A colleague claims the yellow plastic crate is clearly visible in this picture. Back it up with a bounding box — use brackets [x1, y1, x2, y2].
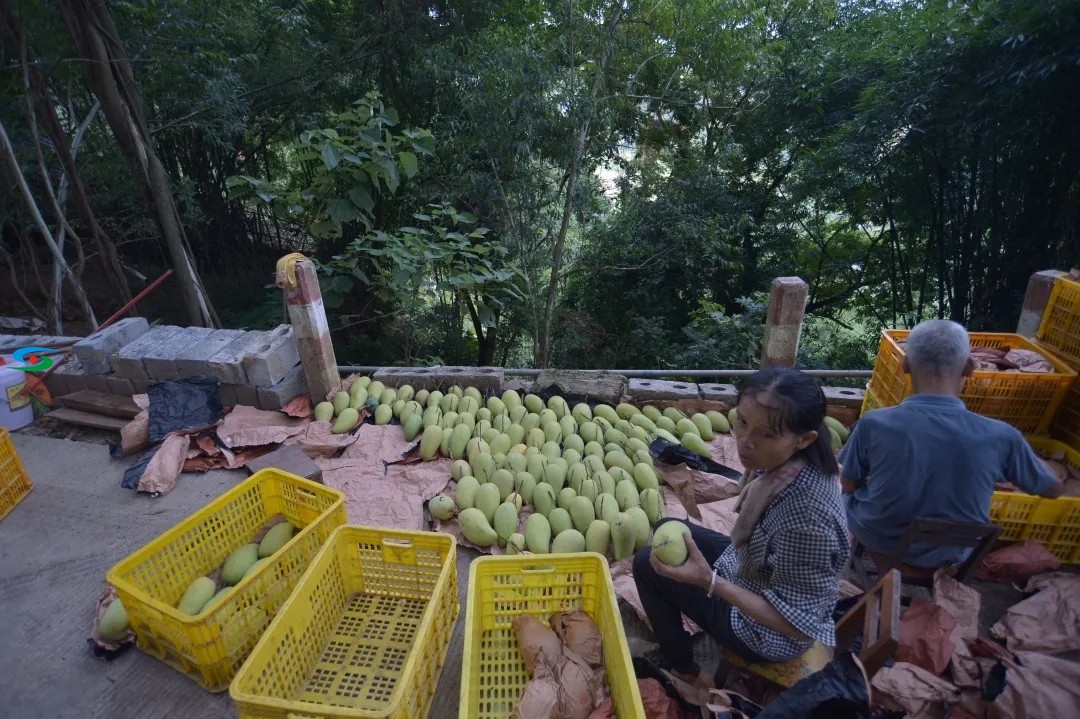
[867, 330, 1076, 434]
[230, 525, 458, 719]
[1050, 379, 1080, 449]
[987, 437, 1080, 563]
[0, 428, 32, 521]
[461, 553, 645, 719]
[107, 469, 346, 691]
[859, 385, 883, 416]
[1036, 275, 1080, 366]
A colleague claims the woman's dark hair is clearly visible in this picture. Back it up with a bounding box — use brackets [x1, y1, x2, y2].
[737, 366, 839, 475]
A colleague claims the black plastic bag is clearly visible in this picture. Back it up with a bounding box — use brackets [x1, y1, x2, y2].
[120, 377, 224, 491]
[148, 377, 223, 443]
[756, 652, 870, 719]
[650, 437, 743, 481]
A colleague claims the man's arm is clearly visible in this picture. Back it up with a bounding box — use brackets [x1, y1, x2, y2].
[1006, 434, 1064, 498]
[838, 420, 870, 494]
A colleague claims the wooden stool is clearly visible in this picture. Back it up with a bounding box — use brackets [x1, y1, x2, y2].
[851, 517, 1001, 593]
[721, 569, 901, 689]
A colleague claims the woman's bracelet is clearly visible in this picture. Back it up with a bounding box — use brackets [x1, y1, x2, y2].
[705, 568, 719, 598]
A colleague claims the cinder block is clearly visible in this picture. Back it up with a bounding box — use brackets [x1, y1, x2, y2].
[111, 326, 184, 380]
[699, 383, 738, 403]
[131, 379, 152, 395]
[142, 327, 216, 379]
[174, 329, 247, 378]
[107, 375, 135, 396]
[823, 386, 865, 409]
[204, 331, 265, 385]
[242, 325, 300, 387]
[233, 383, 261, 408]
[83, 372, 111, 394]
[501, 378, 534, 394]
[257, 363, 309, 410]
[534, 370, 626, 405]
[73, 317, 149, 375]
[219, 384, 240, 407]
[628, 378, 700, 402]
[48, 359, 86, 396]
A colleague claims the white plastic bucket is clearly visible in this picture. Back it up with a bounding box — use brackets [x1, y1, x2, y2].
[0, 357, 35, 430]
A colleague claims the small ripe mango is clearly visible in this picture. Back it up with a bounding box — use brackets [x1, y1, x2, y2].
[332, 408, 359, 434]
[585, 520, 611, 556]
[533, 484, 556, 517]
[552, 529, 586, 554]
[525, 513, 551, 553]
[548, 508, 573, 536]
[258, 522, 294, 558]
[494, 502, 520, 548]
[681, 433, 712, 459]
[333, 391, 350, 415]
[419, 425, 443, 459]
[374, 404, 393, 425]
[474, 483, 501, 523]
[177, 576, 217, 615]
[314, 402, 335, 422]
[222, 543, 260, 586]
[429, 494, 456, 520]
[611, 513, 636, 561]
[99, 598, 130, 640]
[626, 507, 651, 551]
[459, 508, 498, 547]
[691, 414, 714, 440]
[455, 476, 480, 510]
[403, 414, 424, 441]
[506, 533, 527, 554]
[651, 522, 692, 566]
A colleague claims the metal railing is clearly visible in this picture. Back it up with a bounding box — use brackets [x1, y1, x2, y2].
[338, 365, 872, 380]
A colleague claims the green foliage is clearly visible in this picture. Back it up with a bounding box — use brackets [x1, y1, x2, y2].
[227, 94, 433, 239]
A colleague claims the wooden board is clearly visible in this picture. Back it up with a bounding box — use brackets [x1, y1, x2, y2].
[46, 407, 129, 431]
[58, 390, 140, 419]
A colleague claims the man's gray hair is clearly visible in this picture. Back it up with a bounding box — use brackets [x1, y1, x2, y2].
[906, 320, 971, 376]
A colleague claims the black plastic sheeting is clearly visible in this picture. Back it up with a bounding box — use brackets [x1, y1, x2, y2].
[120, 378, 224, 491]
[649, 437, 743, 481]
[756, 652, 871, 719]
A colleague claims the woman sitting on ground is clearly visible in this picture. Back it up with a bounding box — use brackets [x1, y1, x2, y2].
[633, 366, 850, 687]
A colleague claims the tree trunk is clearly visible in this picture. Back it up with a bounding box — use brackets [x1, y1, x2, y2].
[0, 117, 98, 330]
[55, 0, 216, 327]
[535, 3, 626, 368]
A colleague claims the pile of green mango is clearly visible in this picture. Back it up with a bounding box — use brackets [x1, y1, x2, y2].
[173, 521, 295, 616]
[313, 377, 423, 434]
[415, 390, 739, 560]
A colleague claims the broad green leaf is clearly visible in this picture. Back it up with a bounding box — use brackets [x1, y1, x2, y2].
[321, 145, 341, 169]
[326, 199, 360, 222]
[398, 151, 419, 178]
[349, 185, 374, 212]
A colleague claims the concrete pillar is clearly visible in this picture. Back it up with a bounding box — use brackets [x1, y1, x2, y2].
[277, 258, 339, 402]
[761, 277, 808, 369]
[1016, 270, 1064, 338]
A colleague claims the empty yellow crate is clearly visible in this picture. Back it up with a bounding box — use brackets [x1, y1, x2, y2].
[867, 330, 1076, 434]
[859, 385, 883, 416]
[461, 553, 645, 718]
[987, 437, 1080, 563]
[230, 525, 458, 719]
[1036, 275, 1080, 366]
[107, 469, 346, 691]
[0, 428, 32, 521]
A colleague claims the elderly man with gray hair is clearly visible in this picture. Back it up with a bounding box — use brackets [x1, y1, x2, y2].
[840, 319, 1063, 570]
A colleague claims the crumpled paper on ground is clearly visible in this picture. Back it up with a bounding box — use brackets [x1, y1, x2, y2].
[872, 662, 960, 718]
[991, 572, 1080, 654]
[975, 539, 1060, 581]
[318, 425, 450, 529]
[986, 650, 1080, 719]
[284, 420, 362, 458]
[896, 596, 958, 676]
[137, 433, 191, 494]
[280, 394, 313, 418]
[116, 393, 151, 456]
[217, 405, 308, 448]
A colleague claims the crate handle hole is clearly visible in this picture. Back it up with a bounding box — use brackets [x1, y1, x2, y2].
[520, 565, 556, 574]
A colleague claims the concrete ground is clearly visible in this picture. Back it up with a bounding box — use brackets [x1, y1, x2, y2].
[0, 433, 473, 719]
[0, 433, 1066, 718]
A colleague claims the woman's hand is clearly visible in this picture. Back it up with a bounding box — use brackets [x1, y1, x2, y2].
[649, 533, 714, 590]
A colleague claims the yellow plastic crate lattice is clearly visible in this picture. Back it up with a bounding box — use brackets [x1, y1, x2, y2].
[230, 525, 458, 719]
[460, 553, 646, 719]
[107, 469, 346, 691]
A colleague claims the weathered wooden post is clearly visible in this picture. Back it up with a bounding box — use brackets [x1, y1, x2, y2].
[761, 276, 808, 368]
[276, 255, 339, 402]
